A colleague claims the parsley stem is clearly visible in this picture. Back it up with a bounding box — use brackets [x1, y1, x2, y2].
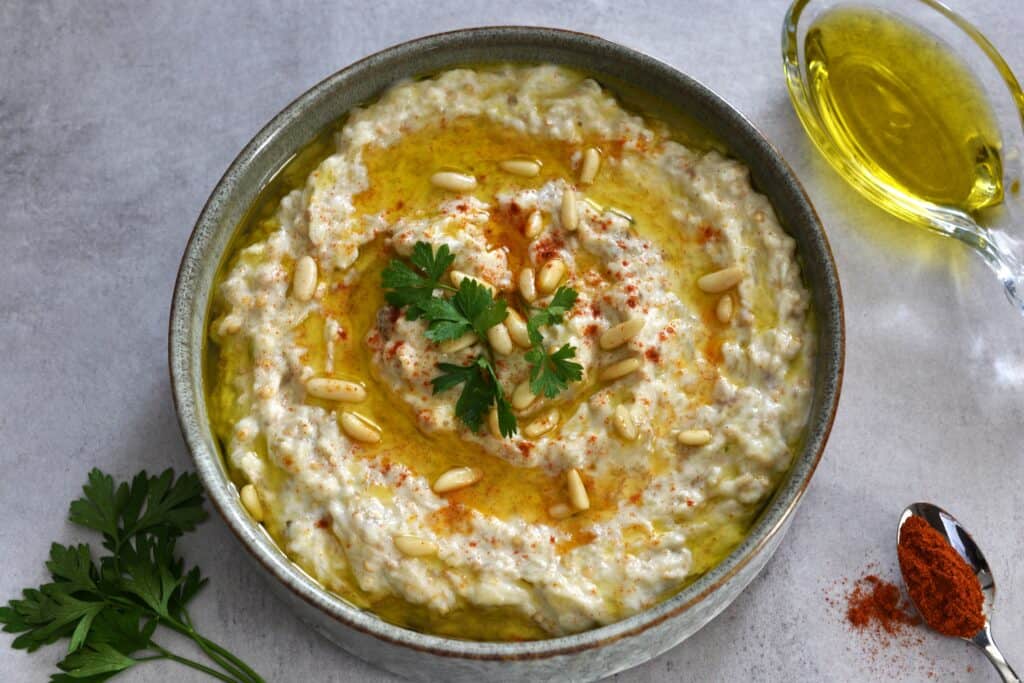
[151, 642, 239, 683]
[161, 616, 265, 683]
[191, 631, 265, 683]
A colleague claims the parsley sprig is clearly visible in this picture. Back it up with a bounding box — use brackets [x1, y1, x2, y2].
[0, 469, 264, 683]
[421, 277, 515, 437]
[382, 242, 584, 438]
[432, 356, 517, 437]
[524, 287, 584, 398]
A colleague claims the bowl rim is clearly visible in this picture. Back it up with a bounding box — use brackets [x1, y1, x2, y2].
[170, 25, 844, 661]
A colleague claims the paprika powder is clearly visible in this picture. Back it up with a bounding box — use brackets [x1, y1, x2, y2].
[845, 574, 920, 633]
[897, 516, 986, 638]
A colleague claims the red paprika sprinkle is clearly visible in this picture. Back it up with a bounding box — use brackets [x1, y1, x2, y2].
[897, 516, 986, 638]
[845, 574, 920, 633]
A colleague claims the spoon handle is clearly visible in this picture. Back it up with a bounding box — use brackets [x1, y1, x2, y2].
[973, 229, 1024, 315]
[973, 627, 1020, 683]
[941, 213, 1024, 314]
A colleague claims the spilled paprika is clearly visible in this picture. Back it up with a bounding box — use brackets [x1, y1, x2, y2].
[897, 516, 986, 638]
[845, 574, 920, 632]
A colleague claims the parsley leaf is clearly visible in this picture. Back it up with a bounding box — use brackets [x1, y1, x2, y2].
[411, 241, 455, 283]
[416, 278, 509, 343]
[381, 243, 455, 318]
[431, 356, 517, 437]
[525, 287, 584, 399]
[46, 544, 99, 595]
[0, 469, 264, 683]
[526, 286, 578, 345]
[454, 279, 508, 337]
[68, 469, 206, 555]
[418, 297, 471, 343]
[430, 361, 479, 395]
[527, 343, 585, 399]
[1, 584, 104, 653]
[56, 642, 136, 679]
[546, 286, 579, 318]
[483, 361, 518, 439]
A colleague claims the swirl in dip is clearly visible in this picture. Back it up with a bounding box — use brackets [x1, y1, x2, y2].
[207, 65, 814, 640]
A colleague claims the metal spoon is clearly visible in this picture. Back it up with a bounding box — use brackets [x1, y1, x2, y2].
[898, 503, 1020, 682]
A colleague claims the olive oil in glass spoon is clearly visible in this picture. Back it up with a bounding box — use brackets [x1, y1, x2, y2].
[785, 2, 1024, 312]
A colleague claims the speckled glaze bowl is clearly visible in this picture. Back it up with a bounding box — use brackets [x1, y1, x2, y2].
[170, 27, 843, 683]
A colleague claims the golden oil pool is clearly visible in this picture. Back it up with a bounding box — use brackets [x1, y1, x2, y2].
[804, 5, 1003, 213]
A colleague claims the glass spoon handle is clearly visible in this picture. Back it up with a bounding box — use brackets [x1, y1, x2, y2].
[973, 626, 1021, 683]
[941, 213, 1024, 314]
[976, 232, 1024, 314]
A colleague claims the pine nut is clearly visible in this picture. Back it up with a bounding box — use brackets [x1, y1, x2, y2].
[600, 356, 642, 382]
[525, 210, 544, 238]
[518, 268, 537, 303]
[697, 266, 744, 293]
[678, 429, 712, 446]
[239, 484, 264, 522]
[613, 405, 639, 441]
[716, 295, 734, 323]
[393, 535, 437, 557]
[511, 381, 538, 411]
[524, 409, 559, 438]
[560, 189, 579, 231]
[505, 309, 531, 348]
[488, 407, 502, 438]
[537, 258, 567, 294]
[439, 332, 477, 354]
[449, 269, 496, 295]
[567, 468, 590, 511]
[433, 467, 482, 494]
[292, 256, 317, 301]
[306, 378, 366, 402]
[431, 171, 477, 192]
[487, 324, 514, 355]
[499, 159, 541, 177]
[548, 503, 574, 520]
[340, 411, 382, 444]
[579, 147, 601, 185]
[599, 318, 645, 350]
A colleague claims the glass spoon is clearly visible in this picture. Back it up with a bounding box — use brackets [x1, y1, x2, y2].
[898, 503, 1020, 682]
[783, 0, 1024, 314]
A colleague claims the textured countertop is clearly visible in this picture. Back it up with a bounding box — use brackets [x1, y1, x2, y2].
[3, 1, 1023, 681]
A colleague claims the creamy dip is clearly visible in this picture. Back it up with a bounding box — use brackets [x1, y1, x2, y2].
[208, 65, 814, 640]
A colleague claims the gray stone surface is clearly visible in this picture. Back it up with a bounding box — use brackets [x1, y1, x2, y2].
[1, 1, 1022, 681]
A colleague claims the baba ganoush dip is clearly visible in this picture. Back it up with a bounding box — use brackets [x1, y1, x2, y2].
[207, 65, 814, 640]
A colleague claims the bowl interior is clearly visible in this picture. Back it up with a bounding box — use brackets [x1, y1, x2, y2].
[171, 26, 843, 658]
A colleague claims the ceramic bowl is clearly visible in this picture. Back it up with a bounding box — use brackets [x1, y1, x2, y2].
[170, 26, 844, 683]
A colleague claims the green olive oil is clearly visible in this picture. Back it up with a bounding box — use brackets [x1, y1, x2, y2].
[804, 6, 1003, 213]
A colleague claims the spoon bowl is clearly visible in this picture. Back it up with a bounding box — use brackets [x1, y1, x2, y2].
[899, 503, 1020, 682]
